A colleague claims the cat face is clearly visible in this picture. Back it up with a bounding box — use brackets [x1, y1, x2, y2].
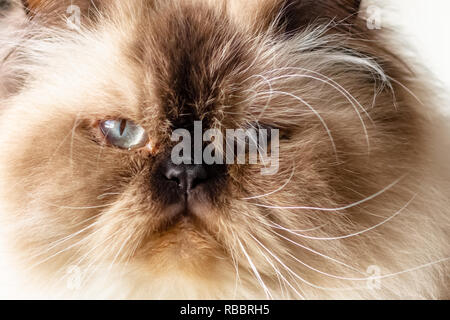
[0, 0, 421, 298]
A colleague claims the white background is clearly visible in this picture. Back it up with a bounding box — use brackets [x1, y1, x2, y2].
[368, 0, 450, 91]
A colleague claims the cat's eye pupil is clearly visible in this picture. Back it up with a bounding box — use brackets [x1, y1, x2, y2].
[99, 119, 149, 150]
[119, 119, 127, 136]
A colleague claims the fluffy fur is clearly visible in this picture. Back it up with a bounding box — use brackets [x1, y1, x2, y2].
[0, 0, 448, 299]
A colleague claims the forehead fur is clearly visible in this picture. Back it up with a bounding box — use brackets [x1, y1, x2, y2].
[12, 0, 374, 129]
[136, 1, 254, 131]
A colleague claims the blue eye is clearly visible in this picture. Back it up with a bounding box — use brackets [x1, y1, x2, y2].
[99, 119, 149, 150]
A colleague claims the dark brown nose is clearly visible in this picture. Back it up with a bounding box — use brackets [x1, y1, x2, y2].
[163, 162, 209, 193]
[153, 151, 227, 208]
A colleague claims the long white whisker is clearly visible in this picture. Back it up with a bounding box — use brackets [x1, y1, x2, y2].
[246, 174, 406, 211]
[259, 66, 375, 120]
[271, 90, 338, 159]
[271, 194, 417, 240]
[388, 76, 425, 106]
[287, 251, 450, 282]
[276, 224, 328, 233]
[29, 196, 117, 210]
[250, 75, 274, 121]
[107, 233, 133, 271]
[236, 237, 273, 299]
[26, 221, 116, 271]
[267, 72, 372, 153]
[249, 234, 305, 299]
[241, 164, 296, 200]
[28, 216, 102, 260]
[69, 114, 80, 173]
[80, 230, 127, 283]
[249, 233, 368, 292]
[270, 229, 364, 274]
[97, 192, 121, 200]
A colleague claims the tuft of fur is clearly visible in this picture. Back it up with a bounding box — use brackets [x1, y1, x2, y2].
[0, 0, 448, 299]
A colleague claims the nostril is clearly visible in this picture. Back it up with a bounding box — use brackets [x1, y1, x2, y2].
[186, 165, 208, 190]
[164, 166, 185, 189]
[163, 162, 212, 193]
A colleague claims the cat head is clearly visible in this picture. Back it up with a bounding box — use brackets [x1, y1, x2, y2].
[0, 0, 420, 298]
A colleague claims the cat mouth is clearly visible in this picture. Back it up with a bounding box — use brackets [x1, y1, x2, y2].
[157, 191, 215, 233]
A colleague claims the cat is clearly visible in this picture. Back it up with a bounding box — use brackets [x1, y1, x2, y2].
[0, 0, 448, 299]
